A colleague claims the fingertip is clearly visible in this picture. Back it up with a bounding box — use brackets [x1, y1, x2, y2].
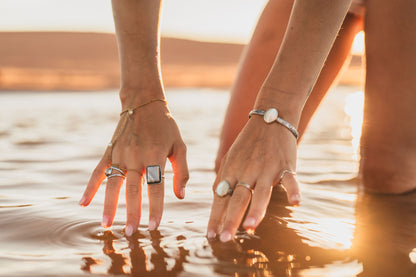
[175, 187, 185, 199]
[242, 217, 257, 230]
[125, 225, 135, 236]
[148, 219, 158, 231]
[219, 231, 233, 242]
[289, 194, 301, 206]
[102, 215, 112, 228]
[78, 195, 89, 207]
[207, 230, 217, 240]
[173, 175, 187, 199]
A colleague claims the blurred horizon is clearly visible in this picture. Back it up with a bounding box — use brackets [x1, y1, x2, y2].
[0, 0, 364, 53]
[0, 0, 364, 91]
[0, 0, 267, 44]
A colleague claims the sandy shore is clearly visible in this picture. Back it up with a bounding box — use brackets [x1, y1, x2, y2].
[0, 32, 363, 91]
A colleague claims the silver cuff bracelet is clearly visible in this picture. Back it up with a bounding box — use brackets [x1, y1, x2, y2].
[249, 108, 299, 139]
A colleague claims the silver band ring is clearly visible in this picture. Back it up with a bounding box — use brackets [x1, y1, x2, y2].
[279, 169, 296, 184]
[106, 173, 126, 179]
[235, 182, 253, 194]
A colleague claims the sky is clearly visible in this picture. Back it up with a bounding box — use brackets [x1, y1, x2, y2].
[0, 0, 364, 51]
[0, 0, 267, 43]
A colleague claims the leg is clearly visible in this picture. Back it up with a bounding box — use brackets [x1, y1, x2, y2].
[359, 0, 416, 193]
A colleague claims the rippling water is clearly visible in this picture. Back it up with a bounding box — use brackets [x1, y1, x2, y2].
[1, 87, 415, 277]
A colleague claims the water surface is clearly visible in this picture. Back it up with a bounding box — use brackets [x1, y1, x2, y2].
[1, 87, 415, 276]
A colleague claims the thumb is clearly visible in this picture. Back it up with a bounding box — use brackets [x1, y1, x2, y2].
[168, 142, 189, 199]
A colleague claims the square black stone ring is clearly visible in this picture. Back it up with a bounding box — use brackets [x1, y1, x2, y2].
[146, 165, 163, 184]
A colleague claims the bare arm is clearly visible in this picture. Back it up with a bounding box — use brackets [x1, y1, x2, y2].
[112, 0, 164, 105]
[257, 0, 352, 120]
[208, 0, 352, 242]
[80, 0, 189, 235]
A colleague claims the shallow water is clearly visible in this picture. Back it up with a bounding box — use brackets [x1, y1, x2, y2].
[0, 87, 415, 277]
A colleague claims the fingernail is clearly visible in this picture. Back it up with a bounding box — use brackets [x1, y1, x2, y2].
[180, 188, 185, 199]
[290, 194, 301, 205]
[243, 217, 256, 228]
[148, 220, 157, 231]
[78, 195, 87, 206]
[102, 216, 110, 228]
[220, 231, 232, 242]
[125, 225, 134, 236]
[207, 230, 216, 239]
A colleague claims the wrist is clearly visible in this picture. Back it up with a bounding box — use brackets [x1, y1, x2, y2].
[119, 85, 166, 110]
[254, 87, 306, 126]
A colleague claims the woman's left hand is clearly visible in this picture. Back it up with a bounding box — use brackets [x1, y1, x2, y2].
[207, 112, 301, 242]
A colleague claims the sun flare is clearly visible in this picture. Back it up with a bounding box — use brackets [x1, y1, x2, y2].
[344, 91, 364, 160]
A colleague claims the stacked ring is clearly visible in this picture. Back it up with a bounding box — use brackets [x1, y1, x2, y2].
[105, 165, 126, 179]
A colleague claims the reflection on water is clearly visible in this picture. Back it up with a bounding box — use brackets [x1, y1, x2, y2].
[0, 87, 415, 276]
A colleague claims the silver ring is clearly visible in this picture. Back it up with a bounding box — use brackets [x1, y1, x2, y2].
[105, 166, 126, 178]
[215, 180, 233, 197]
[235, 182, 253, 194]
[279, 169, 296, 184]
[106, 173, 126, 179]
[146, 165, 163, 184]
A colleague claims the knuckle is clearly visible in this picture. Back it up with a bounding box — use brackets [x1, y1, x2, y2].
[148, 185, 164, 196]
[92, 167, 103, 178]
[126, 182, 140, 195]
[231, 192, 246, 203]
[181, 172, 190, 183]
[255, 185, 272, 195]
[177, 142, 187, 153]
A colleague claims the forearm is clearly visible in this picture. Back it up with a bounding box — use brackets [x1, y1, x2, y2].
[111, 0, 164, 106]
[256, 0, 352, 124]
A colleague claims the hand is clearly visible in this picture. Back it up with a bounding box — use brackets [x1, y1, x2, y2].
[207, 114, 300, 242]
[79, 99, 189, 235]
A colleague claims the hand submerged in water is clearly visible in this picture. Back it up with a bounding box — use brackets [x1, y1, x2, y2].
[207, 109, 301, 242]
[79, 95, 189, 236]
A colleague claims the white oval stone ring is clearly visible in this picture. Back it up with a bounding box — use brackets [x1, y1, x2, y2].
[215, 180, 233, 197]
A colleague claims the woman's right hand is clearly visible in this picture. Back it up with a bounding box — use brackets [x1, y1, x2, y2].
[79, 95, 189, 236]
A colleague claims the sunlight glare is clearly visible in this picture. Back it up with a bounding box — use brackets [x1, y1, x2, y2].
[316, 218, 354, 250]
[409, 248, 416, 264]
[344, 91, 364, 160]
[351, 31, 365, 55]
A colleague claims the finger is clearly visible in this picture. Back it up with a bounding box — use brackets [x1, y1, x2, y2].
[207, 175, 236, 239]
[168, 142, 189, 199]
[280, 173, 301, 206]
[146, 163, 166, 231]
[79, 153, 110, 207]
[242, 181, 273, 231]
[125, 170, 143, 236]
[102, 175, 124, 228]
[219, 184, 252, 242]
